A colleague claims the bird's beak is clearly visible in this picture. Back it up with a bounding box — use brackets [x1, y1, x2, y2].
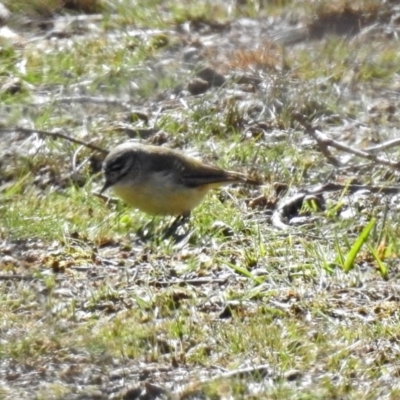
[100, 180, 112, 194]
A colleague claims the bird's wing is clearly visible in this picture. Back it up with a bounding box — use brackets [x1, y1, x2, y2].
[178, 159, 242, 188]
[146, 147, 260, 187]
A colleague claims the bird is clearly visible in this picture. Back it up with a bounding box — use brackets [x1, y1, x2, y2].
[101, 142, 262, 217]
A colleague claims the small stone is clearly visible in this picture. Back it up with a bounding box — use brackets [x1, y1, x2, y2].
[196, 66, 226, 87]
[187, 77, 209, 95]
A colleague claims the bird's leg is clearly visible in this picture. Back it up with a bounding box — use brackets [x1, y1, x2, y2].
[135, 216, 157, 241]
[163, 212, 191, 238]
[173, 212, 191, 226]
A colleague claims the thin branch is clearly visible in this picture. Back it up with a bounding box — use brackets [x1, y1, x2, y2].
[211, 364, 270, 380]
[0, 275, 37, 281]
[364, 138, 400, 153]
[50, 96, 132, 110]
[293, 113, 400, 170]
[175, 364, 271, 400]
[92, 192, 119, 205]
[308, 182, 400, 195]
[149, 277, 228, 287]
[0, 127, 108, 155]
[293, 113, 341, 167]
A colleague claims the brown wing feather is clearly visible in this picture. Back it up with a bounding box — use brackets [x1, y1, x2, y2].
[144, 145, 261, 187]
[176, 153, 260, 187]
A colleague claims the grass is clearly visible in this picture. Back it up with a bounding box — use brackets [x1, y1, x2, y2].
[1, 0, 400, 398]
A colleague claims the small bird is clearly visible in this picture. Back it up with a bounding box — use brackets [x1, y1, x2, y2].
[101, 142, 261, 217]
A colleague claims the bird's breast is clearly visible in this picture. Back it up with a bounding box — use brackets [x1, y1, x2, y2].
[112, 172, 211, 215]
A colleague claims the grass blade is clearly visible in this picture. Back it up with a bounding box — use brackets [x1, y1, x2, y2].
[343, 218, 376, 272]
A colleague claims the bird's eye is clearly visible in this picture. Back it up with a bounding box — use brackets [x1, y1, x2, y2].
[106, 160, 123, 173]
[105, 154, 135, 177]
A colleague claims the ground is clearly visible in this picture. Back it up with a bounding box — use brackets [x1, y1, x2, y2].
[1, 0, 400, 399]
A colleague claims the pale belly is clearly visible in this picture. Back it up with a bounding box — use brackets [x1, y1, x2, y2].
[112, 180, 211, 216]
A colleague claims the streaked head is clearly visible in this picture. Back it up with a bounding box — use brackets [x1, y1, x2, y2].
[101, 143, 141, 194]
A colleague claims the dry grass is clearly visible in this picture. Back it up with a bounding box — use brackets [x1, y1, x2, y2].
[227, 42, 284, 72]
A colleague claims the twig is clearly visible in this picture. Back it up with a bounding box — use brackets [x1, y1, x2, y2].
[150, 278, 228, 287]
[0, 275, 37, 281]
[49, 96, 132, 111]
[210, 364, 270, 380]
[293, 113, 400, 170]
[307, 182, 400, 195]
[176, 364, 271, 399]
[179, 364, 270, 397]
[0, 127, 108, 155]
[92, 192, 119, 205]
[364, 138, 400, 153]
[293, 113, 341, 167]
